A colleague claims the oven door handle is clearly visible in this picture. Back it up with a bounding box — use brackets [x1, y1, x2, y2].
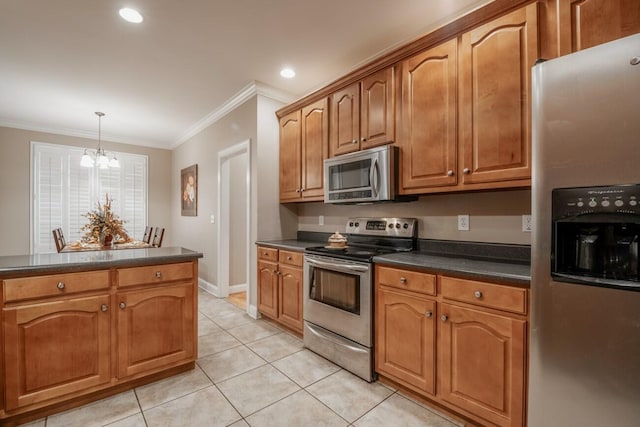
[306, 257, 369, 273]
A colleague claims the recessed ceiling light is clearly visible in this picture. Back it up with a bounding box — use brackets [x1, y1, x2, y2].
[280, 68, 295, 79]
[119, 8, 143, 24]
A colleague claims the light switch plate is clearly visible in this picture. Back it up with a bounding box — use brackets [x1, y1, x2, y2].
[458, 215, 469, 231]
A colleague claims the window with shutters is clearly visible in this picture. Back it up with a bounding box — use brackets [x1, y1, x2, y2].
[31, 142, 148, 254]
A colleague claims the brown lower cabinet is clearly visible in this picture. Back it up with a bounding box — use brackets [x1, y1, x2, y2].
[375, 265, 528, 427]
[257, 246, 303, 334]
[1, 260, 198, 424]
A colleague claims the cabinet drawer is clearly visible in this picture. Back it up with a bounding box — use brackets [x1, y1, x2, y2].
[4, 270, 110, 303]
[258, 247, 278, 262]
[377, 266, 436, 296]
[279, 250, 303, 267]
[441, 276, 527, 315]
[117, 262, 193, 288]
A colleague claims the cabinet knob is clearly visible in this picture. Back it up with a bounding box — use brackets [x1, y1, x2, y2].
[474, 290, 483, 299]
[463, 168, 470, 174]
[352, 139, 358, 144]
[155, 271, 162, 278]
[631, 57, 640, 66]
[399, 277, 407, 284]
[57, 282, 65, 290]
[441, 314, 448, 322]
[119, 302, 126, 309]
[361, 137, 367, 142]
[287, 256, 292, 260]
[447, 170, 454, 176]
[296, 189, 301, 193]
[425, 310, 432, 318]
[101, 304, 108, 312]
[301, 188, 305, 192]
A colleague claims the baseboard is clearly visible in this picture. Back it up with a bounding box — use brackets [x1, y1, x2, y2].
[198, 277, 220, 297]
[229, 283, 247, 294]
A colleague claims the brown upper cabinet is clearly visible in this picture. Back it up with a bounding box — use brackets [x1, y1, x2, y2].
[459, 4, 538, 186]
[279, 98, 328, 202]
[541, 0, 640, 58]
[330, 67, 395, 157]
[399, 39, 458, 192]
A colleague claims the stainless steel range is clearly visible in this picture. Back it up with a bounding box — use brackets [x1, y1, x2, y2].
[303, 217, 417, 381]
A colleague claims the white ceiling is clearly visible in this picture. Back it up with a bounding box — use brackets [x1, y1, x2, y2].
[0, 0, 491, 149]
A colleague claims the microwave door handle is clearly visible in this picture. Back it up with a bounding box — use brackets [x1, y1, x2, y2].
[370, 158, 379, 197]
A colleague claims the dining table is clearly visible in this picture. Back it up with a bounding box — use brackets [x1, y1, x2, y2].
[60, 240, 151, 253]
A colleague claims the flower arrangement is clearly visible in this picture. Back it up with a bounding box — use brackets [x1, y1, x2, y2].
[81, 194, 131, 245]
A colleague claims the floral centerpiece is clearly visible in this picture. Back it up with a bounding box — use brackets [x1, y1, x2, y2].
[81, 194, 131, 245]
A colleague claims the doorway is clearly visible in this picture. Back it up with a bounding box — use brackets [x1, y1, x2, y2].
[217, 140, 251, 312]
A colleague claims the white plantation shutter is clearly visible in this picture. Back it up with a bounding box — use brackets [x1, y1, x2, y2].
[32, 142, 147, 254]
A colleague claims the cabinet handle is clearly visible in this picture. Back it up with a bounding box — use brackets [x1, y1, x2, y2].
[57, 282, 65, 290]
[447, 170, 454, 176]
[101, 304, 108, 312]
[399, 277, 407, 284]
[361, 137, 367, 142]
[155, 271, 162, 278]
[119, 302, 126, 309]
[425, 310, 432, 318]
[474, 290, 483, 299]
[463, 168, 470, 174]
[441, 314, 448, 322]
[352, 139, 358, 144]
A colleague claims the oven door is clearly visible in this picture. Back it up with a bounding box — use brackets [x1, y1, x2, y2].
[303, 254, 372, 346]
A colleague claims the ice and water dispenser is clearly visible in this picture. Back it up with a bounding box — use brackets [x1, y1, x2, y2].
[552, 184, 640, 290]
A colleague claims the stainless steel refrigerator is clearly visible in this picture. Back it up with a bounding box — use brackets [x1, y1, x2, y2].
[530, 34, 640, 426]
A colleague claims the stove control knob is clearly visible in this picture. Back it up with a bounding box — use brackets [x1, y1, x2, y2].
[395, 223, 401, 229]
[349, 222, 354, 227]
[403, 223, 409, 229]
[354, 222, 359, 227]
[388, 224, 393, 228]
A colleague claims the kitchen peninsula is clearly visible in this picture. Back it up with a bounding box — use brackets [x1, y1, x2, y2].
[0, 247, 202, 426]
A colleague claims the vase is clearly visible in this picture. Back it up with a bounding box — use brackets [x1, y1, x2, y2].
[102, 233, 113, 247]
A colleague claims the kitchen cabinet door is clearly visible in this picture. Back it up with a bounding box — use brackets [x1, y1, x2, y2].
[361, 67, 395, 150]
[375, 287, 436, 395]
[279, 110, 302, 201]
[400, 39, 457, 192]
[117, 283, 195, 378]
[555, 0, 640, 56]
[330, 83, 360, 156]
[257, 259, 279, 319]
[460, 4, 537, 185]
[439, 303, 526, 427]
[301, 98, 328, 200]
[278, 264, 303, 332]
[3, 295, 111, 410]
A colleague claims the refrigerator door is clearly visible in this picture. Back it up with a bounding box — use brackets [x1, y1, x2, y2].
[530, 34, 640, 426]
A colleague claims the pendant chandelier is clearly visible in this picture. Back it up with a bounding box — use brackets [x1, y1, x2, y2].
[80, 112, 120, 169]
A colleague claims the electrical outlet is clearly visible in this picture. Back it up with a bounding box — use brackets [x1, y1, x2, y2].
[458, 215, 470, 231]
[522, 214, 532, 232]
[319, 215, 324, 226]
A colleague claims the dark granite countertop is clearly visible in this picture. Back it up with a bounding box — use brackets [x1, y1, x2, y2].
[373, 251, 530, 286]
[255, 239, 322, 251]
[0, 247, 203, 277]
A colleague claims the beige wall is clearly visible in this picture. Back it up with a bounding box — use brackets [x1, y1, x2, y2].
[0, 126, 171, 256]
[298, 189, 532, 245]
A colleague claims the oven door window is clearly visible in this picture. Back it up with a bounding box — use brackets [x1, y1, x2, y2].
[309, 267, 360, 314]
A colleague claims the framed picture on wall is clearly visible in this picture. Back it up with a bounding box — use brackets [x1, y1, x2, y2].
[181, 164, 197, 216]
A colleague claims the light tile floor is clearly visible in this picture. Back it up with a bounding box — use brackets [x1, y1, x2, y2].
[19, 290, 463, 427]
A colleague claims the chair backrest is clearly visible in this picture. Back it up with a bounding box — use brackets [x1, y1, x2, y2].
[142, 226, 153, 244]
[152, 227, 165, 248]
[52, 228, 65, 252]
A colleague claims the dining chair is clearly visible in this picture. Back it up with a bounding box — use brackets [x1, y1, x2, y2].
[142, 226, 153, 244]
[52, 228, 66, 252]
[151, 227, 165, 248]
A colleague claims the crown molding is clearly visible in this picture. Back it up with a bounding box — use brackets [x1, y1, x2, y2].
[172, 81, 294, 149]
[0, 118, 168, 150]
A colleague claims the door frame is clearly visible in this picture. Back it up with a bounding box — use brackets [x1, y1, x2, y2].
[217, 139, 251, 305]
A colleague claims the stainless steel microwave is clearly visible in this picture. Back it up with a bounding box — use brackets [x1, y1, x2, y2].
[324, 145, 413, 204]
